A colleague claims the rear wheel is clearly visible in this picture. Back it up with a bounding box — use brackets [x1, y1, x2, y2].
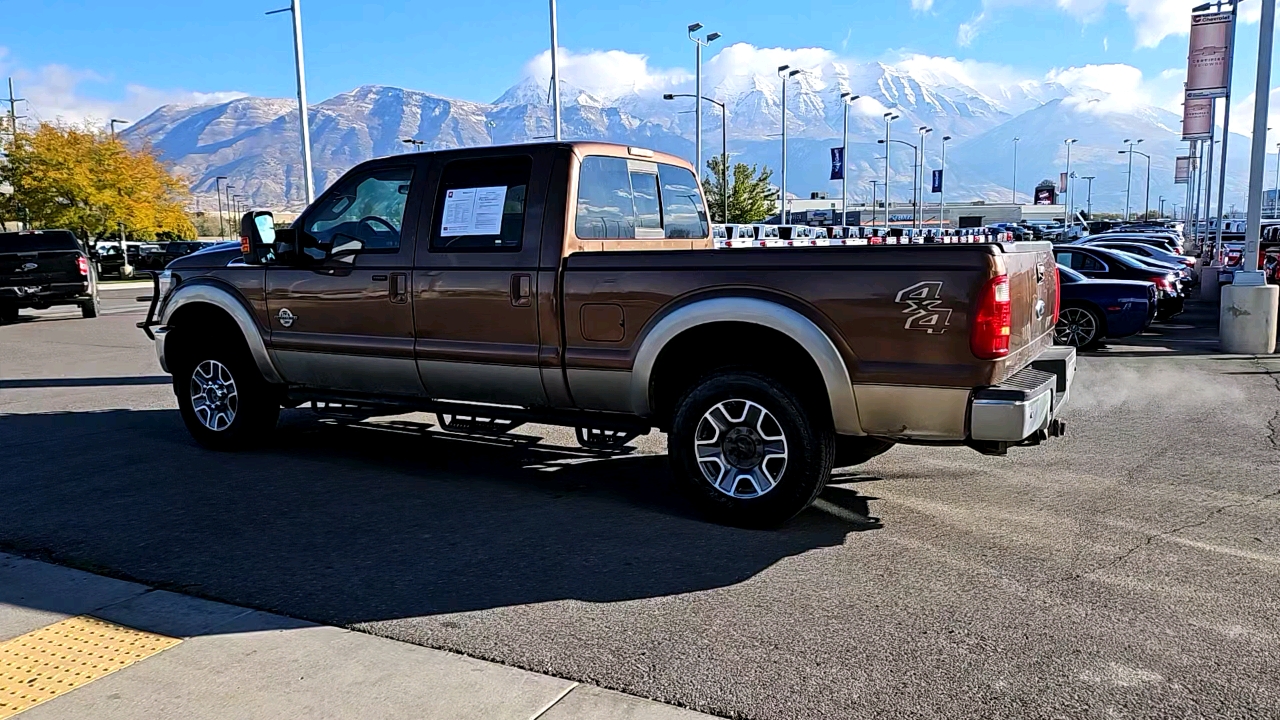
[669, 371, 833, 528]
[173, 337, 279, 451]
[80, 287, 100, 318]
[1055, 306, 1103, 349]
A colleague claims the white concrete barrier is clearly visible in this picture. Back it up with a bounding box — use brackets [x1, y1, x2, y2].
[1200, 265, 1224, 302]
[1220, 283, 1279, 354]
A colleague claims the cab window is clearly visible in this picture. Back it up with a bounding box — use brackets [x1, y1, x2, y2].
[658, 164, 708, 238]
[303, 167, 413, 255]
[575, 155, 708, 240]
[430, 155, 531, 251]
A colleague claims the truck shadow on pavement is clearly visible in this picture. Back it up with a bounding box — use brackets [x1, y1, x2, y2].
[0, 408, 873, 628]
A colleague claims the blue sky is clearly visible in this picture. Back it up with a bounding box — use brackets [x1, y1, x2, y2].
[1, 0, 1275, 135]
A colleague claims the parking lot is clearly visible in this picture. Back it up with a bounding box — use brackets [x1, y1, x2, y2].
[1, 286, 1278, 719]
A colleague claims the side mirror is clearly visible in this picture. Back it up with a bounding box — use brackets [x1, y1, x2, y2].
[240, 211, 277, 265]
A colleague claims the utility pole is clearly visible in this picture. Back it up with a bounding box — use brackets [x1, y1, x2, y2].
[4, 78, 25, 139]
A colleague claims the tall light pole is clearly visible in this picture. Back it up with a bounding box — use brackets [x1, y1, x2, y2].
[687, 24, 720, 184]
[840, 93, 860, 226]
[665, 93, 727, 222]
[884, 112, 898, 225]
[1273, 141, 1280, 218]
[1011, 136, 1020, 203]
[1159, 195, 1166, 219]
[869, 180, 880, 226]
[547, 0, 562, 140]
[939, 134, 952, 229]
[224, 184, 236, 230]
[214, 176, 228, 240]
[1120, 146, 1151, 220]
[266, 1, 315, 205]
[1208, 0, 1241, 258]
[918, 126, 932, 229]
[777, 66, 802, 224]
[878, 138, 916, 228]
[1121, 138, 1143, 220]
[1081, 175, 1095, 217]
[109, 118, 129, 139]
[1063, 138, 1077, 226]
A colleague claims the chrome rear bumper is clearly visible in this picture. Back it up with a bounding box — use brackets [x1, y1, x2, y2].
[969, 347, 1075, 443]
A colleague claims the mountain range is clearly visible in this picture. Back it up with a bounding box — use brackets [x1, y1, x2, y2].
[121, 58, 1250, 216]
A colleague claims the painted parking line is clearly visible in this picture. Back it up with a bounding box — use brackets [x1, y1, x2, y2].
[0, 616, 179, 718]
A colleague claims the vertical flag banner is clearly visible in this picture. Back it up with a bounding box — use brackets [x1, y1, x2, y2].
[1058, 172, 1068, 193]
[829, 147, 845, 181]
[1186, 11, 1233, 99]
[1175, 156, 1192, 183]
[931, 169, 943, 193]
[1182, 97, 1215, 139]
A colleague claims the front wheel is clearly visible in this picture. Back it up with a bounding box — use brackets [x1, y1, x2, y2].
[669, 371, 834, 528]
[174, 341, 279, 451]
[1055, 306, 1103, 349]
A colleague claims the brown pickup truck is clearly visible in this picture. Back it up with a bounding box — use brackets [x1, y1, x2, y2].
[141, 141, 1074, 527]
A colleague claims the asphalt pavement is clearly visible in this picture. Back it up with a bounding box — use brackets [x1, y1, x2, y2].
[1, 288, 1277, 719]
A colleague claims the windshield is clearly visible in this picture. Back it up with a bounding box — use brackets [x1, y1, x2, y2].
[0, 231, 81, 253]
[1095, 247, 1155, 270]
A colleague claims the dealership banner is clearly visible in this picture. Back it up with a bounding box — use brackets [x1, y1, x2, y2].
[829, 147, 845, 180]
[1058, 172, 1068, 193]
[1186, 11, 1233, 99]
[931, 169, 943, 193]
[1182, 97, 1214, 140]
[1175, 156, 1193, 184]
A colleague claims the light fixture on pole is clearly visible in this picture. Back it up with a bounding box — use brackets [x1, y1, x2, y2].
[1011, 136, 1020, 203]
[664, 92, 728, 222]
[687, 23, 720, 184]
[918, 126, 932, 229]
[777, 66, 803, 224]
[1120, 138, 1143, 220]
[267, 0, 316, 204]
[884, 112, 898, 225]
[109, 118, 129, 139]
[840, 93, 860, 226]
[401, 138, 426, 153]
[878, 137, 916, 229]
[939, 135, 952, 228]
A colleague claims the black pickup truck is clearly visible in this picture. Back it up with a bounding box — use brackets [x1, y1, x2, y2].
[0, 230, 101, 322]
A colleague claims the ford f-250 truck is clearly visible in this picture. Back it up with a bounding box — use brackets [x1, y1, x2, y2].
[140, 142, 1074, 527]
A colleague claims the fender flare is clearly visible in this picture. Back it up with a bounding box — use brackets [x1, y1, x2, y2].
[159, 281, 283, 384]
[629, 296, 862, 435]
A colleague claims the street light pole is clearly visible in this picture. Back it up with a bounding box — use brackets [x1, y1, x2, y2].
[214, 176, 228, 240]
[940, 135, 951, 229]
[840, 93, 860, 226]
[918, 126, 932, 230]
[777, 66, 801, 224]
[1063, 138, 1077, 226]
[1081, 175, 1095, 217]
[1011, 136, 1019, 203]
[663, 93, 727, 222]
[884, 113, 898, 226]
[1159, 196, 1166, 218]
[687, 24, 721, 185]
[1212, 0, 1241, 256]
[1121, 138, 1142, 220]
[267, 1, 316, 205]
[1273, 141, 1280, 218]
[109, 118, 129, 139]
[869, 180, 880, 226]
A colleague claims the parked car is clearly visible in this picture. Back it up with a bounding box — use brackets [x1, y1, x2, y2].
[1078, 232, 1184, 255]
[1054, 265, 1156, 349]
[140, 140, 1074, 528]
[0, 230, 101, 322]
[1085, 240, 1195, 270]
[1054, 244, 1184, 319]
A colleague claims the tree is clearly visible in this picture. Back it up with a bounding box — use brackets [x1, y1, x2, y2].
[703, 156, 778, 224]
[0, 123, 195, 240]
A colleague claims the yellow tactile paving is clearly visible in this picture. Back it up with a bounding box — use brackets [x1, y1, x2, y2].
[0, 615, 181, 718]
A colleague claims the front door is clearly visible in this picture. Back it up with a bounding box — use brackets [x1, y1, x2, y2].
[266, 160, 425, 396]
[412, 151, 549, 407]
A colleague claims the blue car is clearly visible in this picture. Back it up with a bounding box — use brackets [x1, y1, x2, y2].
[1054, 265, 1157, 349]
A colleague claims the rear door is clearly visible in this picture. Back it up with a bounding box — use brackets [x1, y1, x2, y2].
[411, 149, 551, 407]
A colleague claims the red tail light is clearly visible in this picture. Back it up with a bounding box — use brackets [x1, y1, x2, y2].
[76, 256, 89, 276]
[1148, 275, 1173, 292]
[971, 274, 1012, 360]
[1052, 265, 1061, 324]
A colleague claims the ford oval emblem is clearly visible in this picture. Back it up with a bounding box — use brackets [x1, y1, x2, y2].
[20, 262, 38, 272]
[1035, 299, 1046, 320]
[276, 308, 296, 328]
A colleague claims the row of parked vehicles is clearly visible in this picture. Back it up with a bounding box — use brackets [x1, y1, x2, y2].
[712, 224, 1016, 248]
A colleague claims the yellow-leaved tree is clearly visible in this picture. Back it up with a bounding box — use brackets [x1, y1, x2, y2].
[0, 123, 195, 240]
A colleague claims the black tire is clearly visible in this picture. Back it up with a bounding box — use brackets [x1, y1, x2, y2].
[0, 305, 18, 323]
[669, 370, 834, 528]
[173, 335, 279, 451]
[1054, 305, 1104, 349]
[80, 288, 100, 319]
[833, 436, 895, 468]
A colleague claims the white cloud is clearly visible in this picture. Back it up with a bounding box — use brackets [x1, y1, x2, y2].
[957, 12, 986, 46]
[0, 48, 245, 129]
[522, 48, 689, 101]
[911, 0, 935, 11]
[1229, 87, 1280, 144]
[963, 0, 1257, 51]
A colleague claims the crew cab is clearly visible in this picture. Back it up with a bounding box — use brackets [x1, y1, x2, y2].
[141, 142, 1073, 527]
[1, 230, 100, 322]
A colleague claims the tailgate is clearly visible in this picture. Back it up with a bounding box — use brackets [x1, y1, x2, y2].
[0, 250, 83, 286]
[1004, 244, 1058, 354]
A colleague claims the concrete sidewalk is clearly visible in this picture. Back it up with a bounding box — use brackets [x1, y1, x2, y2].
[0, 553, 715, 719]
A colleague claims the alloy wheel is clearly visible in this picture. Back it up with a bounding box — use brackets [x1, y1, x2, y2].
[694, 399, 788, 498]
[190, 360, 239, 431]
[1055, 308, 1097, 347]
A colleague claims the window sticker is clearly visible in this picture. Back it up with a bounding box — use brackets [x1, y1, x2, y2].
[441, 186, 508, 236]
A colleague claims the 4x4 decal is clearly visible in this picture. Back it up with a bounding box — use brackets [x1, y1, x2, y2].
[895, 281, 952, 334]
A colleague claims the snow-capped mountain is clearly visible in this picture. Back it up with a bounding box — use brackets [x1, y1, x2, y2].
[123, 61, 1232, 214]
